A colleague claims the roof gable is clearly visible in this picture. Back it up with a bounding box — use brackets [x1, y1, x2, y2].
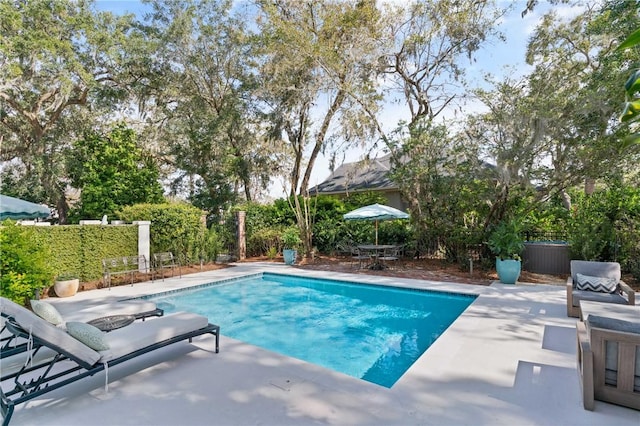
[312, 154, 397, 194]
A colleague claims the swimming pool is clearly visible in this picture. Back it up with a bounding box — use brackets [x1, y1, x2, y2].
[146, 273, 476, 387]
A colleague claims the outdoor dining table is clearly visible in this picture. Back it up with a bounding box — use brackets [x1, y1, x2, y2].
[358, 244, 397, 270]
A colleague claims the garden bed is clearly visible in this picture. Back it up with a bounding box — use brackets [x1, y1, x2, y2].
[43, 256, 638, 298]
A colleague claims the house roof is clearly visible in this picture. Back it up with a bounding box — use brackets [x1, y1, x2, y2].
[311, 154, 397, 195]
[311, 153, 496, 196]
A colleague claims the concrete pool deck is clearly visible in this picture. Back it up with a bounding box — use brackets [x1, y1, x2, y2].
[9, 262, 640, 425]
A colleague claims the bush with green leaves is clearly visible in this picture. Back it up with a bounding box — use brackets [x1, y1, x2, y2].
[311, 193, 395, 253]
[0, 221, 54, 304]
[203, 226, 223, 261]
[281, 227, 302, 249]
[567, 184, 640, 270]
[225, 193, 415, 257]
[246, 228, 281, 257]
[487, 220, 525, 261]
[221, 202, 294, 256]
[118, 203, 209, 264]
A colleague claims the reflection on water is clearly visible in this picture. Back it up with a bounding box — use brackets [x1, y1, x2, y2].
[149, 273, 475, 387]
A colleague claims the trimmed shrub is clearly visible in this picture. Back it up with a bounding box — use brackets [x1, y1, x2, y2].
[0, 221, 54, 304]
[118, 203, 209, 264]
[33, 224, 137, 281]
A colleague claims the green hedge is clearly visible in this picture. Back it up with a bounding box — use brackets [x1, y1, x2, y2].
[118, 203, 210, 264]
[34, 225, 137, 281]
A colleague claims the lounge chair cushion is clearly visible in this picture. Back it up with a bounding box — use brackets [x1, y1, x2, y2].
[575, 273, 618, 293]
[99, 311, 209, 363]
[58, 300, 159, 322]
[0, 297, 101, 367]
[30, 300, 64, 325]
[66, 321, 110, 351]
[571, 290, 628, 307]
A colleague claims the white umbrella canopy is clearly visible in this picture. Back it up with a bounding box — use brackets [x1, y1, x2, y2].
[343, 203, 409, 245]
[0, 194, 50, 220]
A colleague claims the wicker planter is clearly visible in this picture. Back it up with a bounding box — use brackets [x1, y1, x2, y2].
[54, 278, 79, 298]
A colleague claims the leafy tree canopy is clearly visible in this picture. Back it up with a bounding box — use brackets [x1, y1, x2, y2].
[0, 0, 143, 221]
[68, 124, 164, 220]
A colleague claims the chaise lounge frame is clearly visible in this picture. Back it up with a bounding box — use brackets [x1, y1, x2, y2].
[0, 316, 219, 426]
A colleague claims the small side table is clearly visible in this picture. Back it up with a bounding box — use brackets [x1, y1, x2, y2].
[87, 314, 135, 332]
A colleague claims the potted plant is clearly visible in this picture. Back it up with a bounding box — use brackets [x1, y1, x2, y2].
[54, 273, 80, 297]
[487, 220, 525, 284]
[281, 227, 302, 265]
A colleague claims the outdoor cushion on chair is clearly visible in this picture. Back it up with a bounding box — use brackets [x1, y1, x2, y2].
[99, 312, 209, 362]
[571, 290, 629, 308]
[2, 297, 163, 358]
[55, 300, 163, 322]
[577, 314, 640, 410]
[29, 300, 64, 325]
[575, 273, 618, 293]
[0, 297, 99, 365]
[566, 260, 635, 318]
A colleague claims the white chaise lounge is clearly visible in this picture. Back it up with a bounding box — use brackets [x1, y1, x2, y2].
[0, 297, 219, 426]
[1, 297, 163, 358]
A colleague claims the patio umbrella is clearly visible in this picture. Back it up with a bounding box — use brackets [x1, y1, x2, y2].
[0, 194, 51, 220]
[343, 203, 409, 245]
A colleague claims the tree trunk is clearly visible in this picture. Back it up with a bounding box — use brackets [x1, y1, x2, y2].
[584, 178, 595, 195]
[561, 190, 572, 210]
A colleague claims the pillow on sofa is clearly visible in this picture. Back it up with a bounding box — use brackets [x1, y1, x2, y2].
[576, 273, 617, 293]
[30, 300, 64, 325]
[66, 322, 110, 351]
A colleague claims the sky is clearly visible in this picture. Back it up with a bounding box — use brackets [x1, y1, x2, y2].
[94, 0, 585, 199]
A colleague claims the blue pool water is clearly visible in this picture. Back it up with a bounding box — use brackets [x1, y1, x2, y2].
[147, 273, 476, 387]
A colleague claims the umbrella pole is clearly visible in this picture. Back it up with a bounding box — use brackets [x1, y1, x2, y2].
[375, 220, 378, 245]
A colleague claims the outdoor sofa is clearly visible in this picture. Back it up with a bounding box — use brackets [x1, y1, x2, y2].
[0, 297, 219, 425]
[577, 314, 640, 410]
[566, 260, 635, 318]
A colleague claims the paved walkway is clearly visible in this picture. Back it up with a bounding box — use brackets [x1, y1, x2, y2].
[11, 263, 640, 425]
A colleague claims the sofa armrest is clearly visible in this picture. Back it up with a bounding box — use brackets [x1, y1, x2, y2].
[618, 280, 635, 306]
[576, 321, 594, 410]
[567, 277, 578, 317]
